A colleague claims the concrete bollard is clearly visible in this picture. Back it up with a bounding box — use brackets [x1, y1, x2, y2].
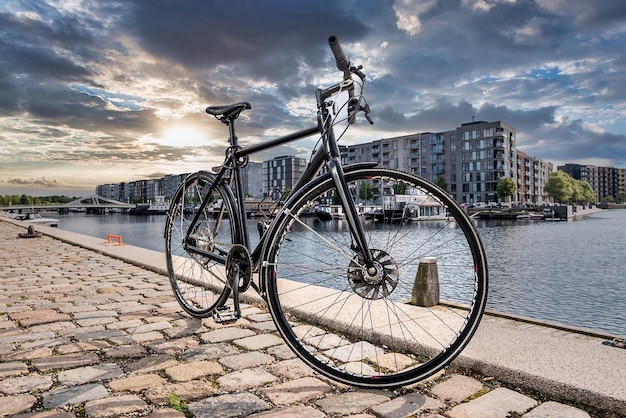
[411, 257, 440, 307]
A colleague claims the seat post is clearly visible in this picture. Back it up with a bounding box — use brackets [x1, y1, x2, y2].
[226, 118, 238, 146]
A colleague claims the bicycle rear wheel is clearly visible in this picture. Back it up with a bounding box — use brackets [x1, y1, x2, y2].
[261, 167, 488, 388]
[165, 171, 237, 318]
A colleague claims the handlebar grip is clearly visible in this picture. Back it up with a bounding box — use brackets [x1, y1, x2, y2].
[328, 35, 350, 74]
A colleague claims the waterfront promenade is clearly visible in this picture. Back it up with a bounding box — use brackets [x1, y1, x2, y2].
[0, 219, 624, 417]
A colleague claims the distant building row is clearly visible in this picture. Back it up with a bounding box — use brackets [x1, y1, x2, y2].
[96, 120, 622, 205]
[558, 163, 625, 202]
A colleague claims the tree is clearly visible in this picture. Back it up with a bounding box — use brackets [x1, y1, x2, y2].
[358, 182, 374, 203]
[578, 180, 595, 204]
[570, 180, 584, 203]
[435, 176, 447, 191]
[393, 182, 407, 195]
[544, 171, 574, 203]
[497, 177, 516, 203]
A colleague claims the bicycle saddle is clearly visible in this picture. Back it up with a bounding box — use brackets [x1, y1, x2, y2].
[205, 102, 252, 120]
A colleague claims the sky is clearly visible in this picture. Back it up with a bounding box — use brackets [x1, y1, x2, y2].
[1, 0, 625, 197]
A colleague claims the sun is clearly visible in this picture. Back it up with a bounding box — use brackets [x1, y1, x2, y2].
[158, 125, 208, 147]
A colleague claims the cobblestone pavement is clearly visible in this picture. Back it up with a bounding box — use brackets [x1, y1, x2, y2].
[0, 220, 613, 417]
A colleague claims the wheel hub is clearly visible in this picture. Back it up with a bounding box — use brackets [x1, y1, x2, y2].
[348, 249, 399, 300]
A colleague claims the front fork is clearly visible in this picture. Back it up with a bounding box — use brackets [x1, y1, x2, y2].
[326, 156, 374, 269]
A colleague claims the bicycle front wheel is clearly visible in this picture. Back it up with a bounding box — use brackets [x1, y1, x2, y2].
[260, 167, 488, 388]
[165, 171, 238, 318]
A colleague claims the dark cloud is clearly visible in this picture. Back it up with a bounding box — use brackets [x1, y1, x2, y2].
[121, 0, 370, 78]
[0, 0, 625, 195]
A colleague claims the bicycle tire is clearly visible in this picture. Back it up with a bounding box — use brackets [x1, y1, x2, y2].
[260, 167, 488, 388]
[165, 171, 238, 318]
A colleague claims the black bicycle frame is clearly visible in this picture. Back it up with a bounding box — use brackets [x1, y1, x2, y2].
[184, 80, 375, 274]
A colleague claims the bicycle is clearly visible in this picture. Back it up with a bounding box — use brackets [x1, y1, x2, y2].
[165, 36, 488, 388]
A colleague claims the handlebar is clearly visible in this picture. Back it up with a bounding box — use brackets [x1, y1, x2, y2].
[328, 35, 351, 79]
[326, 35, 373, 125]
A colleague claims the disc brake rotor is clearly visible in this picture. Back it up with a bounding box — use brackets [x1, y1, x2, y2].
[347, 249, 399, 300]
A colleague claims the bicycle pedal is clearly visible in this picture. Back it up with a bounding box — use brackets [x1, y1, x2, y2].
[212, 306, 240, 324]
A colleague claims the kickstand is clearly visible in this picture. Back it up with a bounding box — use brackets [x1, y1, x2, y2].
[212, 265, 242, 325]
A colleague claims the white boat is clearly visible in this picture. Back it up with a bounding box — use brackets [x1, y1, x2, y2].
[516, 212, 543, 220]
[314, 205, 345, 220]
[130, 196, 169, 215]
[21, 213, 60, 227]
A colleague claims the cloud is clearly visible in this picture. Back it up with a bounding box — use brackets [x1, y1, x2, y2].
[0, 0, 624, 195]
[7, 177, 75, 188]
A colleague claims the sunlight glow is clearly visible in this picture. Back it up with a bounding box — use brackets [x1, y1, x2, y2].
[158, 126, 208, 147]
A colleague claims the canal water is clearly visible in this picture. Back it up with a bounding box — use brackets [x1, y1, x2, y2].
[55, 209, 626, 337]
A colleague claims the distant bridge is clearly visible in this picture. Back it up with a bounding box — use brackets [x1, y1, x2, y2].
[0, 195, 135, 212]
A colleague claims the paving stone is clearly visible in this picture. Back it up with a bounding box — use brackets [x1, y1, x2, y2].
[14, 411, 75, 418]
[102, 344, 146, 359]
[218, 351, 274, 370]
[248, 405, 326, 418]
[165, 360, 224, 382]
[248, 321, 278, 332]
[0, 373, 53, 394]
[304, 333, 351, 350]
[129, 330, 165, 343]
[268, 357, 316, 379]
[370, 392, 444, 418]
[144, 380, 218, 405]
[0, 360, 29, 378]
[430, 375, 485, 404]
[260, 376, 333, 405]
[147, 336, 199, 354]
[42, 383, 109, 408]
[447, 387, 538, 418]
[75, 316, 118, 327]
[217, 367, 278, 391]
[200, 327, 256, 343]
[322, 341, 384, 363]
[369, 352, 416, 373]
[522, 401, 591, 418]
[233, 333, 284, 350]
[84, 394, 147, 418]
[108, 373, 166, 392]
[188, 391, 272, 418]
[57, 363, 124, 385]
[0, 393, 37, 415]
[130, 321, 172, 334]
[126, 354, 179, 373]
[4, 346, 54, 361]
[8, 309, 71, 326]
[31, 352, 100, 372]
[105, 318, 143, 330]
[180, 342, 241, 361]
[266, 344, 297, 360]
[68, 329, 127, 342]
[315, 391, 391, 415]
[72, 310, 118, 320]
[0, 331, 56, 345]
[56, 340, 111, 354]
[144, 408, 187, 417]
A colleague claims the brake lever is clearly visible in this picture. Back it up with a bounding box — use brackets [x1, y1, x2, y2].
[362, 103, 374, 125]
[351, 65, 366, 81]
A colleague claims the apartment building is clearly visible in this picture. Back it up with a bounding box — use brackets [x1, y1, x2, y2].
[347, 121, 551, 204]
[262, 155, 307, 199]
[241, 162, 263, 199]
[516, 150, 553, 204]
